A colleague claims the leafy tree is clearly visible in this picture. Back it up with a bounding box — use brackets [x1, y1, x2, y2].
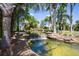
[13, 4, 25, 32]
[24, 15, 39, 30]
[57, 3, 67, 31]
[41, 16, 52, 30]
[73, 20, 79, 31]
[42, 3, 57, 33]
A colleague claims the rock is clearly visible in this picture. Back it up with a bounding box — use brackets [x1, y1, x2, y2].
[64, 36, 73, 42]
[17, 49, 38, 56]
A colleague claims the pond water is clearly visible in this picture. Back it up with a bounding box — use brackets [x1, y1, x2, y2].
[29, 39, 79, 56]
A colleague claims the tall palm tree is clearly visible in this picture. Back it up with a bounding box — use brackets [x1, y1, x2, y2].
[43, 3, 57, 33]
[52, 4, 57, 33]
[70, 3, 75, 33]
[57, 3, 67, 31]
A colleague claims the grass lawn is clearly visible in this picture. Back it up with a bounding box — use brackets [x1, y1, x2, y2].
[45, 40, 79, 56]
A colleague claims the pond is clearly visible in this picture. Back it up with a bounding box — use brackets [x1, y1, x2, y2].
[28, 39, 79, 56]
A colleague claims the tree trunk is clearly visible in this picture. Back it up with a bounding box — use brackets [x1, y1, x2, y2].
[49, 4, 52, 31]
[0, 9, 3, 49]
[70, 21, 73, 33]
[48, 17, 51, 30]
[50, 4, 57, 33]
[0, 3, 14, 55]
[70, 4, 73, 33]
[2, 16, 11, 48]
[53, 9, 56, 33]
[52, 9, 56, 33]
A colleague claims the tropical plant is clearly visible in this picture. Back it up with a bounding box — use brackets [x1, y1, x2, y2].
[69, 3, 75, 32]
[11, 4, 25, 32]
[57, 3, 67, 31]
[24, 15, 39, 30]
[73, 20, 79, 31]
[43, 3, 57, 33]
[41, 16, 52, 30]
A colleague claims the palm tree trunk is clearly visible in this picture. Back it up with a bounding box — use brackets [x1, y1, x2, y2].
[2, 16, 11, 48]
[0, 9, 3, 49]
[0, 9, 3, 39]
[51, 4, 57, 33]
[53, 9, 57, 33]
[70, 4, 73, 33]
[0, 3, 14, 55]
[49, 4, 52, 31]
[2, 16, 13, 55]
[70, 23, 73, 32]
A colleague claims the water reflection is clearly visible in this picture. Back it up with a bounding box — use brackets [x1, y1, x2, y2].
[30, 40, 47, 55]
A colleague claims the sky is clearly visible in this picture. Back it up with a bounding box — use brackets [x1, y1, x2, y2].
[29, 3, 79, 24]
[29, 9, 50, 23]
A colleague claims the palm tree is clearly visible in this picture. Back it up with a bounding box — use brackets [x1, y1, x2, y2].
[43, 3, 57, 33]
[24, 15, 39, 30]
[0, 3, 37, 55]
[0, 3, 15, 55]
[70, 3, 75, 33]
[11, 4, 25, 33]
[41, 16, 51, 30]
[52, 4, 57, 33]
[57, 3, 67, 31]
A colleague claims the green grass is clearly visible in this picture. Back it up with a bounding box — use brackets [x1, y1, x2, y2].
[59, 31, 79, 37]
[45, 40, 79, 56]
